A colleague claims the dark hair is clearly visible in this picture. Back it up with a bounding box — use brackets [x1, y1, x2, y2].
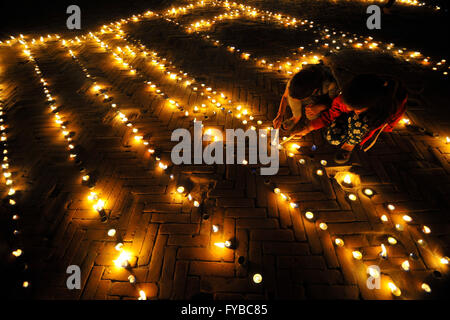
[342, 74, 402, 128]
[288, 66, 324, 99]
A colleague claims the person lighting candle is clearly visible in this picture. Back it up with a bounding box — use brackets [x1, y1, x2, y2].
[293, 74, 407, 164]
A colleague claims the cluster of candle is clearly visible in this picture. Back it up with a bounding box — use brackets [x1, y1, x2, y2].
[162, 3, 325, 76]
[89, 26, 329, 162]
[186, 10, 242, 32]
[330, 0, 427, 7]
[96, 25, 274, 135]
[72, 31, 282, 279]
[0, 72, 30, 290]
[41, 30, 274, 288]
[0, 102, 15, 204]
[17, 38, 150, 300]
[149, 1, 448, 77]
[271, 164, 449, 297]
[64, 37, 212, 210]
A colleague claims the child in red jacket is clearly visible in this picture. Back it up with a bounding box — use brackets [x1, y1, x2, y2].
[295, 74, 407, 164]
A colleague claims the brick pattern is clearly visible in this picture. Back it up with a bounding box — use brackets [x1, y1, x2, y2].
[1, 0, 449, 300]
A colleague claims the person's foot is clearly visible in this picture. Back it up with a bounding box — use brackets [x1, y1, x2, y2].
[334, 149, 352, 164]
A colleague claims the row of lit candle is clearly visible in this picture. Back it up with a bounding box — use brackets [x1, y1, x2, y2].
[134, 1, 447, 78]
[162, 4, 325, 76]
[2, 1, 447, 77]
[97, 26, 315, 155]
[97, 26, 271, 132]
[327, 0, 429, 8]
[65, 39, 209, 208]
[271, 168, 449, 297]
[0, 75, 30, 290]
[19, 39, 151, 299]
[197, 1, 447, 76]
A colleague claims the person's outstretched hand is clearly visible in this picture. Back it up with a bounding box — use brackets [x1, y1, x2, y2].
[273, 114, 283, 129]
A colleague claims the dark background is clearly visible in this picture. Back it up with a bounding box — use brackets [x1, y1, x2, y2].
[0, 0, 169, 37]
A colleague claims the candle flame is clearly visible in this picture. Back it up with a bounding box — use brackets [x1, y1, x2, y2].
[380, 244, 387, 258]
[138, 290, 147, 300]
[388, 282, 401, 296]
[344, 174, 352, 184]
[113, 250, 131, 268]
[401, 260, 410, 271]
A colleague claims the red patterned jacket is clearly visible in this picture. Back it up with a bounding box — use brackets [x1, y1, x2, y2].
[310, 84, 407, 151]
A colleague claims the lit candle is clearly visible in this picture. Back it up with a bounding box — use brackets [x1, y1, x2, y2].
[402, 215, 412, 222]
[12, 249, 22, 257]
[177, 186, 185, 193]
[113, 250, 130, 268]
[252, 273, 263, 284]
[387, 237, 397, 245]
[342, 174, 352, 187]
[401, 260, 410, 271]
[138, 290, 147, 300]
[388, 282, 401, 296]
[334, 238, 344, 247]
[352, 251, 362, 260]
[379, 244, 388, 259]
[367, 266, 380, 278]
[421, 283, 431, 293]
[422, 225, 431, 234]
[348, 193, 357, 201]
[305, 211, 314, 220]
[363, 188, 374, 197]
[289, 202, 298, 208]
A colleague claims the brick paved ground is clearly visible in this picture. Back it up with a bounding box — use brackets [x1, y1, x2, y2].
[1, 0, 449, 300]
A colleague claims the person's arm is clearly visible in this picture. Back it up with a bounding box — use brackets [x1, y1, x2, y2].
[277, 87, 289, 116]
[273, 87, 289, 129]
